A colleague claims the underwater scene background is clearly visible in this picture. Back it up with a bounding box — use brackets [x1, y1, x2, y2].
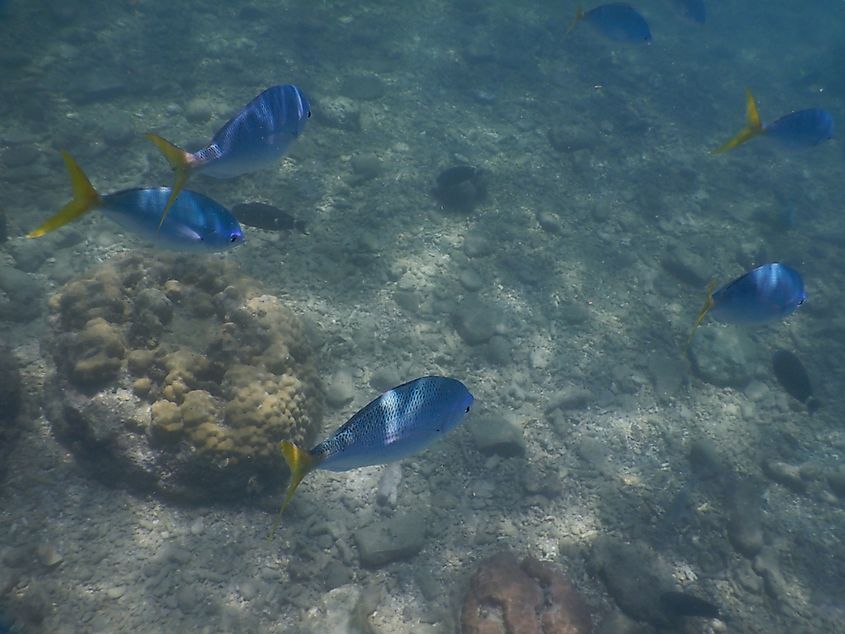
[1, 0, 845, 632]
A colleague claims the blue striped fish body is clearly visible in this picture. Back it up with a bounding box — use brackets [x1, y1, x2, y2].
[197, 84, 311, 179]
[765, 108, 834, 149]
[578, 3, 652, 43]
[101, 187, 244, 252]
[271, 376, 472, 533]
[26, 151, 243, 253]
[710, 263, 805, 324]
[312, 376, 474, 472]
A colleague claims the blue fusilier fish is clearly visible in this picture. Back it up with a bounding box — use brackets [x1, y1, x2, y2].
[272, 376, 473, 532]
[669, 0, 705, 24]
[27, 151, 244, 252]
[567, 3, 652, 43]
[689, 263, 806, 342]
[714, 89, 834, 153]
[147, 84, 311, 227]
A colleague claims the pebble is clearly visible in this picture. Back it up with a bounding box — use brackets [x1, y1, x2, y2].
[189, 518, 205, 535]
[355, 511, 427, 568]
[463, 233, 492, 258]
[545, 386, 592, 412]
[36, 544, 63, 568]
[239, 581, 258, 601]
[451, 298, 506, 345]
[185, 97, 213, 123]
[326, 370, 355, 408]
[317, 96, 361, 132]
[369, 366, 401, 392]
[470, 414, 525, 457]
[350, 153, 382, 182]
[727, 479, 764, 558]
[458, 268, 484, 292]
[762, 459, 807, 493]
[537, 211, 562, 234]
[105, 585, 126, 600]
[688, 327, 755, 388]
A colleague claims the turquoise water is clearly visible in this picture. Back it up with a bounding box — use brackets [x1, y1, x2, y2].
[1, 1, 844, 632]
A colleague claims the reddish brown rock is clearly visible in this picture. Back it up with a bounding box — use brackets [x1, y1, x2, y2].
[462, 551, 593, 634]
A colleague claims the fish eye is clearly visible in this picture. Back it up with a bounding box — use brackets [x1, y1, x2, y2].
[230, 234, 241, 243]
[307, 110, 312, 118]
[465, 406, 471, 413]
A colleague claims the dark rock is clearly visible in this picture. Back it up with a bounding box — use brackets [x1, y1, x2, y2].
[590, 537, 673, 626]
[451, 298, 505, 346]
[355, 511, 427, 568]
[350, 153, 382, 182]
[771, 349, 818, 412]
[661, 247, 707, 287]
[0, 266, 44, 322]
[828, 466, 845, 498]
[232, 202, 307, 233]
[0, 209, 6, 243]
[727, 479, 764, 558]
[0, 347, 22, 478]
[463, 232, 492, 258]
[762, 459, 807, 493]
[433, 165, 488, 213]
[461, 550, 593, 634]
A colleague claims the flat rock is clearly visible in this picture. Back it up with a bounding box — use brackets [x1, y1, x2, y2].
[355, 511, 427, 568]
[452, 298, 506, 346]
[470, 414, 525, 458]
[688, 326, 755, 388]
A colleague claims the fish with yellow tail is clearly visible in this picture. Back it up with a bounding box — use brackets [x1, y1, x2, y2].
[271, 376, 473, 536]
[713, 89, 833, 154]
[28, 151, 244, 252]
[687, 262, 805, 347]
[147, 84, 311, 228]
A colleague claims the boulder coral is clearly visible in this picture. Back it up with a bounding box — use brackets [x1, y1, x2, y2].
[44, 253, 323, 502]
[461, 550, 594, 634]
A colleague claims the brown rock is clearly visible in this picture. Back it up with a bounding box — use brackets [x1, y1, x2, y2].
[462, 551, 593, 634]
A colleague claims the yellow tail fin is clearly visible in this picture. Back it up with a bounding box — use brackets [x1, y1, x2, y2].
[28, 151, 101, 238]
[686, 278, 718, 350]
[565, 6, 585, 36]
[267, 440, 316, 539]
[712, 89, 764, 154]
[146, 133, 193, 229]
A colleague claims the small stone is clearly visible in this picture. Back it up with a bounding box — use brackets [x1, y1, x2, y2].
[370, 366, 401, 392]
[688, 327, 755, 388]
[185, 98, 213, 123]
[470, 414, 525, 457]
[827, 466, 845, 498]
[106, 585, 126, 600]
[350, 153, 382, 182]
[728, 480, 764, 558]
[452, 298, 506, 346]
[318, 96, 361, 132]
[239, 581, 258, 601]
[355, 511, 427, 568]
[323, 560, 352, 590]
[537, 211, 562, 234]
[36, 544, 63, 568]
[326, 370, 355, 408]
[189, 518, 205, 535]
[545, 386, 592, 412]
[459, 268, 484, 292]
[340, 75, 386, 101]
[762, 459, 807, 493]
[463, 233, 492, 258]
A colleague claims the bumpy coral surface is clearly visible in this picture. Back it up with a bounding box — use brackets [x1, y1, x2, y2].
[45, 253, 323, 502]
[461, 550, 594, 634]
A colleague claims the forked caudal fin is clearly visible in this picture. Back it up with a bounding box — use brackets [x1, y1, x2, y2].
[146, 133, 193, 230]
[27, 151, 101, 238]
[712, 89, 764, 154]
[267, 440, 317, 539]
[686, 278, 718, 350]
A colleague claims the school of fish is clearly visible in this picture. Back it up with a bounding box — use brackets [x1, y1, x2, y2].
[22, 1, 833, 530]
